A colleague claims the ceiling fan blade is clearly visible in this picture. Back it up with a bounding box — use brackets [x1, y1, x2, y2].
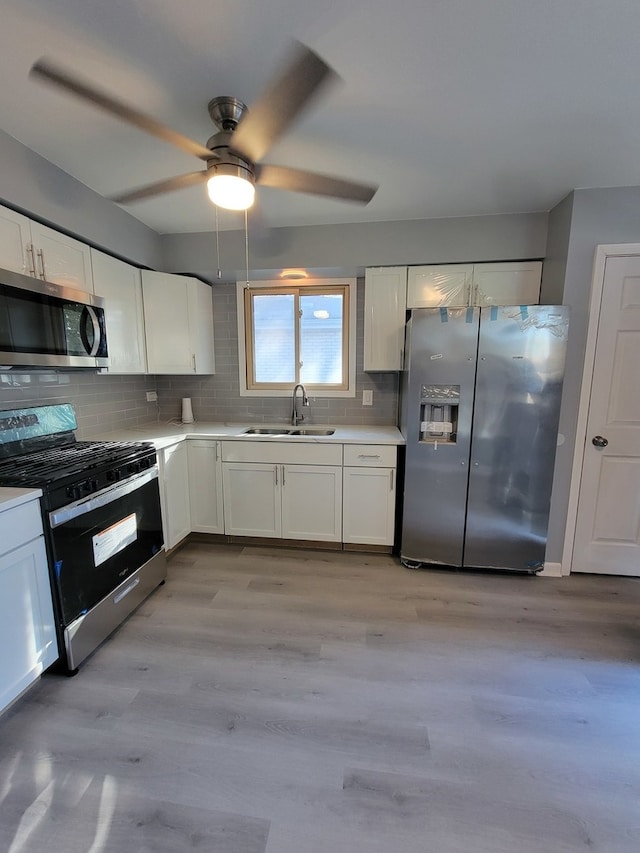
[256, 164, 378, 204]
[231, 42, 338, 164]
[110, 170, 209, 204]
[30, 58, 216, 161]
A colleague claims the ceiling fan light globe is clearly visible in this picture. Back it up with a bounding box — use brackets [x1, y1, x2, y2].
[207, 174, 255, 210]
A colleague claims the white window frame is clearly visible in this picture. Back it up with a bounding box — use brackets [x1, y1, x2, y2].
[237, 278, 357, 397]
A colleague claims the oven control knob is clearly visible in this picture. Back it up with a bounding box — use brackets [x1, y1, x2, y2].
[128, 461, 141, 474]
[90, 479, 99, 492]
[67, 485, 82, 501]
[106, 469, 121, 483]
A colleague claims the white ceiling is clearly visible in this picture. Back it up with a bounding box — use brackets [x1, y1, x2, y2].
[1, 0, 639, 235]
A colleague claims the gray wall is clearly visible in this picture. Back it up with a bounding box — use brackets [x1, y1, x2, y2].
[0, 131, 162, 435]
[0, 129, 162, 267]
[543, 186, 640, 564]
[156, 280, 399, 426]
[160, 212, 548, 281]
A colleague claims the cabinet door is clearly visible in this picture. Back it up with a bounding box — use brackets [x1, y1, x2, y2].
[343, 467, 396, 546]
[471, 261, 542, 306]
[222, 462, 280, 537]
[407, 265, 473, 308]
[0, 206, 34, 275]
[0, 536, 57, 713]
[142, 271, 215, 374]
[142, 271, 193, 373]
[29, 221, 94, 292]
[159, 441, 191, 549]
[281, 464, 342, 542]
[91, 250, 147, 373]
[188, 440, 224, 534]
[364, 267, 407, 371]
[188, 278, 215, 374]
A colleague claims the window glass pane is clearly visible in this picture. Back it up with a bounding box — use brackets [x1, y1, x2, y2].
[299, 292, 343, 384]
[252, 293, 296, 383]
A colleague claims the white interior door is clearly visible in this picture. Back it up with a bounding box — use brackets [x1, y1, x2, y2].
[573, 255, 640, 575]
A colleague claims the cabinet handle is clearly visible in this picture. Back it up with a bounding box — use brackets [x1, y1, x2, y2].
[191, 353, 196, 373]
[358, 454, 381, 459]
[36, 249, 47, 280]
[215, 442, 220, 461]
[26, 243, 37, 276]
[281, 465, 285, 487]
[274, 466, 278, 486]
[390, 470, 394, 491]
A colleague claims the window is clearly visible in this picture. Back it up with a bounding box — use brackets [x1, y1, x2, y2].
[237, 279, 357, 397]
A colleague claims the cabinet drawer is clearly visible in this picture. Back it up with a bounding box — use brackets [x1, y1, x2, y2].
[0, 498, 43, 556]
[222, 440, 342, 466]
[343, 445, 397, 468]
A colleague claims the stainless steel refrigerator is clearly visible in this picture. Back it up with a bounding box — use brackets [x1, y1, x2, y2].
[399, 305, 569, 572]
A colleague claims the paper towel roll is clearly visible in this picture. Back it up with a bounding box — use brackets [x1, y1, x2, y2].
[181, 397, 194, 424]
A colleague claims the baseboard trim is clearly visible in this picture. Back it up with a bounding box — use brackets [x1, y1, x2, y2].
[539, 561, 563, 578]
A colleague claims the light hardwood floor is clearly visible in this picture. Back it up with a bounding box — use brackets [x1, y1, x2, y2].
[1, 542, 640, 852]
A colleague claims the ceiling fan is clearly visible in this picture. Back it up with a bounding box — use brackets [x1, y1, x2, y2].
[29, 43, 378, 213]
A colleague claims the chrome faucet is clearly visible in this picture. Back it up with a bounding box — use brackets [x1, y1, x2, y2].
[291, 383, 310, 426]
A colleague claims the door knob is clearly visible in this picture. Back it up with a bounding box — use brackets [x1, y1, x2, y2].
[592, 435, 608, 448]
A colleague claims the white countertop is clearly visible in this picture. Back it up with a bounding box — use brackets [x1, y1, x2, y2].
[94, 422, 405, 449]
[0, 487, 42, 513]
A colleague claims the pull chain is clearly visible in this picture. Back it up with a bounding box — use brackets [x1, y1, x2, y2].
[244, 208, 250, 288]
[215, 204, 221, 280]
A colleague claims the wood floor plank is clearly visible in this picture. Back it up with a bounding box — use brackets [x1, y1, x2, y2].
[1, 543, 639, 852]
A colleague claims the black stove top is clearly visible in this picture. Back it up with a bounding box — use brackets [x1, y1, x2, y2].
[0, 440, 156, 487]
[0, 404, 157, 510]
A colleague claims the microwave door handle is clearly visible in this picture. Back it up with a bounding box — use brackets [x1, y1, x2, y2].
[80, 305, 101, 356]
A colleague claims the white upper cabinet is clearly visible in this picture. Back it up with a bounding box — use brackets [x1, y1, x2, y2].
[471, 261, 542, 306]
[0, 206, 33, 275]
[91, 250, 147, 374]
[407, 264, 474, 308]
[0, 205, 94, 292]
[406, 262, 541, 308]
[364, 266, 407, 371]
[142, 271, 215, 375]
[29, 222, 94, 292]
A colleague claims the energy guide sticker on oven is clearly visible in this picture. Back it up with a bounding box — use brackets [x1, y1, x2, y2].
[93, 513, 138, 567]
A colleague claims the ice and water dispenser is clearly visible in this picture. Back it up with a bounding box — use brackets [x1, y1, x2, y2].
[419, 384, 460, 444]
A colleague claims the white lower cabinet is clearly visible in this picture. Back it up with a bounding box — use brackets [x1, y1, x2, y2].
[0, 496, 57, 715]
[221, 441, 343, 542]
[187, 440, 225, 534]
[342, 445, 397, 546]
[222, 462, 342, 541]
[158, 441, 191, 549]
[343, 467, 396, 546]
[223, 462, 281, 537]
[281, 464, 342, 541]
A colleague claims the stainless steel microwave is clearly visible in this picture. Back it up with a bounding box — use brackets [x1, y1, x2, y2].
[0, 267, 108, 369]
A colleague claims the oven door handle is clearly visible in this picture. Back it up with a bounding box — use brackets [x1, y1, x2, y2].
[49, 468, 158, 528]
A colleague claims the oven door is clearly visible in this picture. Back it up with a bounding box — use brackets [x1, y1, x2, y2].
[48, 468, 164, 625]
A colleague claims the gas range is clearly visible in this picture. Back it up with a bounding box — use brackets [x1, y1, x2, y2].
[0, 438, 157, 510]
[0, 403, 166, 673]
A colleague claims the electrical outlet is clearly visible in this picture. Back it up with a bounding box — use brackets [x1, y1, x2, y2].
[362, 389, 373, 406]
[146, 391, 158, 402]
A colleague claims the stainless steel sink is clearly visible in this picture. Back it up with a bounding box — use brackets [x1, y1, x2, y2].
[243, 427, 291, 435]
[288, 428, 335, 436]
[242, 427, 336, 437]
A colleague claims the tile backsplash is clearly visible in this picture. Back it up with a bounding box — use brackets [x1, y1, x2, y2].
[0, 372, 158, 438]
[0, 280, 399, 434]
[156, 280, 399, 426]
